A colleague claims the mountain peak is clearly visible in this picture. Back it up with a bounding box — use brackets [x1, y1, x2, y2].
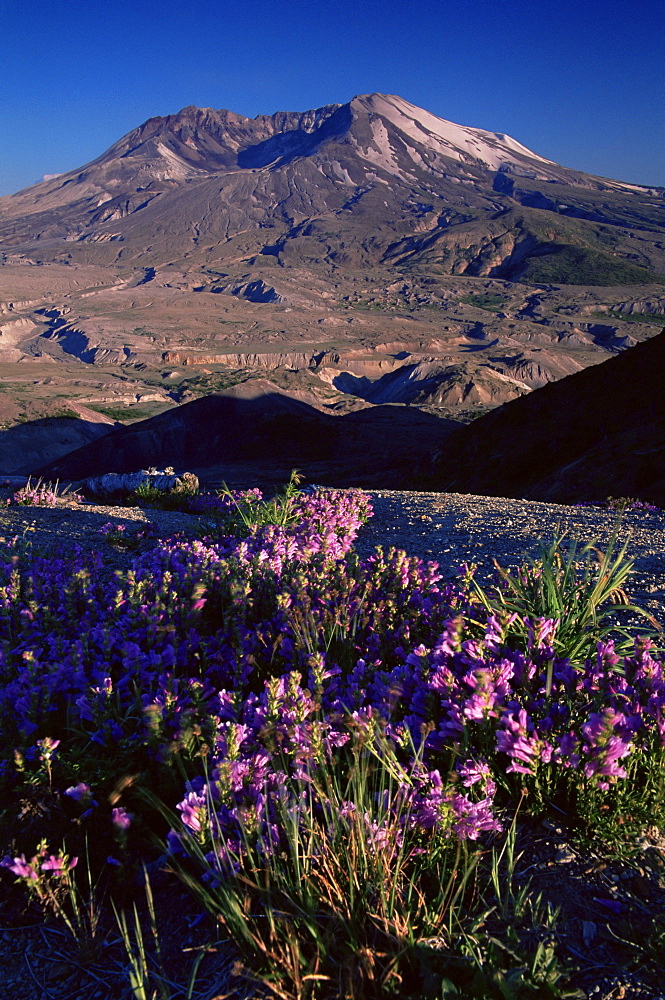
[0, 92, 664, 492]
[347, 92, 555, 174]
[0, 93, 614, 209]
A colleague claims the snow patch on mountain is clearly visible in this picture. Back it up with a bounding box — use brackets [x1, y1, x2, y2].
[330, 161, 354, 184]
[154, 142, 205, 180]
[353, 94, 555, 173]
[352, 118, 400, 175]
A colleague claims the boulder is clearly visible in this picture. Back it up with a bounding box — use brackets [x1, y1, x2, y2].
[84, 469, 198, 501]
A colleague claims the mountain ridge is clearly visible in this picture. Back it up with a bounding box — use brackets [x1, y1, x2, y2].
[3, 93, 661, 232]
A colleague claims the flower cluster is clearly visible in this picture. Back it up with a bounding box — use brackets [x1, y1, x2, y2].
[9, 480, 60, 507]
[184, 487, 263, 516]
[0, 482, 663, 905]
[0, 489, 372, 746]
[2, 842, 78, 881]
[98, 521, 158, 551]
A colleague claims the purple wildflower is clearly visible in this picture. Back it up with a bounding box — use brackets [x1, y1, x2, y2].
[581, 708, 632, 788]
[448, 792, 502, 840]
[41, 854, 78, 875]
[111, 807, 133, 831]
[2, 854, 39, 879]
[64, 782, 92, 802]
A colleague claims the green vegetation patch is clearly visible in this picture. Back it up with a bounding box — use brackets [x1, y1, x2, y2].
[51, 408, 83, 420]
[517, 245, 665, 286]
[349, 298, 388, 311]
[459, 293, 507, 312]
[599, 310, 665, 324]
[85, 403, 170, 422]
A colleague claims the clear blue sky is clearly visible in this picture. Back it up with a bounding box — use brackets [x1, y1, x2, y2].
[2, 0, 663, 195]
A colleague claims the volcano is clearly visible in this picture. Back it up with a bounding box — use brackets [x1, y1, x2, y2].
[1, 94, 663, 481]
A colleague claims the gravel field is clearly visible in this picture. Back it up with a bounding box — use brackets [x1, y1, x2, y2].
[354, 491, 665, 623]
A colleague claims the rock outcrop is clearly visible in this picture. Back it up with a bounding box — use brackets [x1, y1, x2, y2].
[84, 469, 199, 500]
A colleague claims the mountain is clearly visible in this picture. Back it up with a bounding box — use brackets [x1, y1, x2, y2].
[2, 94, 663, 281]
[415, 328, 665, 506]
[1, 94, 664, 477]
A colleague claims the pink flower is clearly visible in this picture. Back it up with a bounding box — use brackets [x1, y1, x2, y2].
[2, 854, 39, 880]
[111, 807, 132, 831]
[41, 854, 77, 875]
[64, 782, 92, 802]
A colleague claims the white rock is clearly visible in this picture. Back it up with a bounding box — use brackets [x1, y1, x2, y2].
[84, 469, 198, 500]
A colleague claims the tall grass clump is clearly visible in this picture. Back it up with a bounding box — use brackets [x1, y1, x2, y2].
[162, 721, 581, 999]
[469, 529, 658, 660]
[0, 483, 663, 998]
[183, 469, 306, 534]
[127, 469, 306, 530]
[216, 468, 305, 530]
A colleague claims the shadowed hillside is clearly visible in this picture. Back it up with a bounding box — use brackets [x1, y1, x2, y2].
[33, 385, 458, 488]
[416, 329, 665, 505]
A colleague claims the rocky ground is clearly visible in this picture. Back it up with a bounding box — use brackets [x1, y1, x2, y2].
[354, 490, 665, 621]
[3, 489, 664, 615]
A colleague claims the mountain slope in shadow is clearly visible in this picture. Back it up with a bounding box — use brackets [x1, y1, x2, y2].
[415, 329, 665, 505]
[33, 382, 457, 489]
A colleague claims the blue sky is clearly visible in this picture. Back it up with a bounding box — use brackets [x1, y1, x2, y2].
[2, 0, 664, 195]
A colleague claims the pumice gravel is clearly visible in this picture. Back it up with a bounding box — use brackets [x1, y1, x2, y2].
[353, 491, 665, 621]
